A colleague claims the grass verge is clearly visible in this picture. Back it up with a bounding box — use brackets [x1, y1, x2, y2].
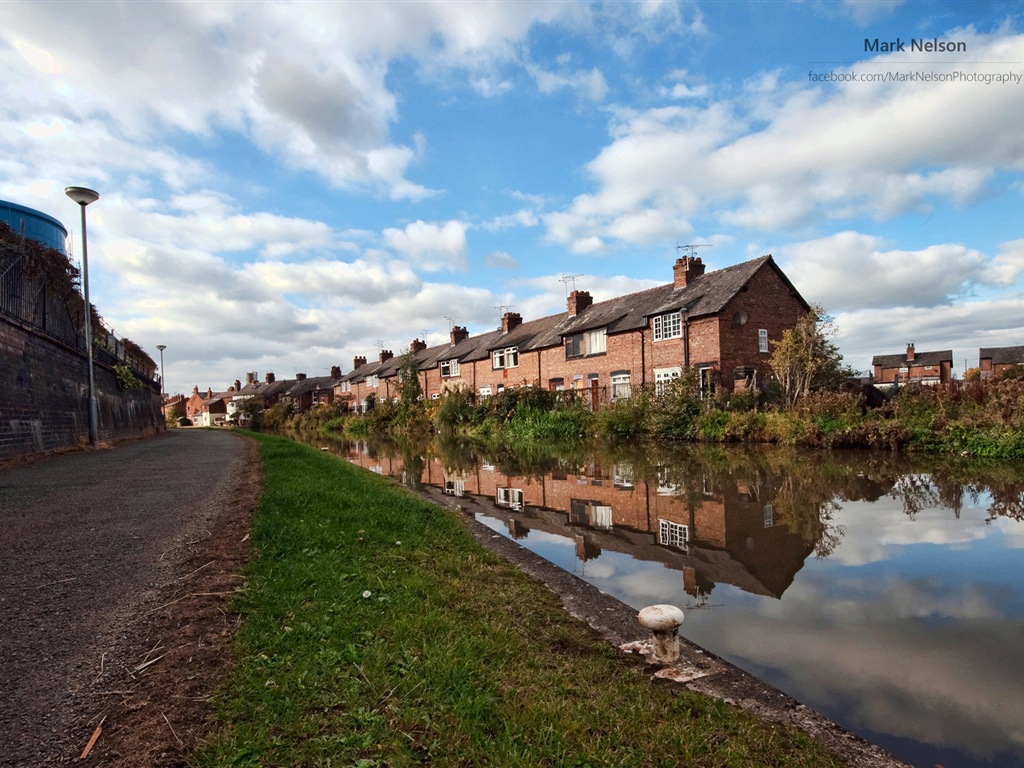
[196, 432, 846, 768]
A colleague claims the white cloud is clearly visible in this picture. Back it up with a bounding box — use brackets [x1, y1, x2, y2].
[546, 29, 1024, 246]
[484, 251, 518, 270]
[382, 219, 469, 272]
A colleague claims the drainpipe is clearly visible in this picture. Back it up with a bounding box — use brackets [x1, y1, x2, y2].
[683, 309, 690, 369]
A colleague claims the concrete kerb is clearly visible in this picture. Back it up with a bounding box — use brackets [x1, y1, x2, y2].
[424, 490, 910, 768]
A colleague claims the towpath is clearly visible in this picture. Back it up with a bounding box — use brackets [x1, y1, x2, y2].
[0, 429, 257, 766]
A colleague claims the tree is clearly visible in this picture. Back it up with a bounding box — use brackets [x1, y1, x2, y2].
[232, 395, 266, 429]
[769, 304, 849, 406]
[396, 347, 423, 410]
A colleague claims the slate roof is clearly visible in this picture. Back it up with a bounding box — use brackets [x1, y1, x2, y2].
[352, 254, 803, 379]
[872, 350, 953, 367]
[979, 345, 1024, 365]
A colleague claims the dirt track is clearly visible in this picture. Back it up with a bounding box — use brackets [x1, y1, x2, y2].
[0, 430, 259, 766]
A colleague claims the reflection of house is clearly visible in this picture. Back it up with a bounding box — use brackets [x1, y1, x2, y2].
[336, 441, 815, 602]
[335, 254, 809, 410]
[872, 343, 952, 386]
[979, 345, 1024, 380]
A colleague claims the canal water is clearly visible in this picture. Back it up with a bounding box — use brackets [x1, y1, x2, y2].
[299, 432, 1024, 768]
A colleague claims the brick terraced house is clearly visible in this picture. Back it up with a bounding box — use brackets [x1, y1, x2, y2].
[336, 254, 810, 412]
[979, 345, 1024, 380]
[872, 343, 953, 386]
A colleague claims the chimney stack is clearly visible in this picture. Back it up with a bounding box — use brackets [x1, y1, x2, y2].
[245, 372, 255, 385]
[296, 373, 306, 381]
[450, 325, 469, 345]
[502, 312, 523, 333]
[907, 343, 915, 362]
[206, 387, 213, 398]
[380, 349, 393, 363]
[567, 290, 592, 316]
[266, 372, 275, 383]
[673, 256, 706, 289]
[330, 365, 342, 379]
[410, 338, 427, 353]
[192, 385, 199, 396]
[234, 379, 241, 391]
[353, 356, 367, 370]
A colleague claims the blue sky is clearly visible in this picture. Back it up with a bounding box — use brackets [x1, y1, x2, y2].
[3, 0, 1023, 395]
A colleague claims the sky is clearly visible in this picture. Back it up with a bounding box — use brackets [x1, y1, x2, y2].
[3, 0, 1024, 396]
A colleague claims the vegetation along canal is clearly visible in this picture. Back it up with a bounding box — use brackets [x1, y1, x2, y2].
[294, 431, 1024, 768]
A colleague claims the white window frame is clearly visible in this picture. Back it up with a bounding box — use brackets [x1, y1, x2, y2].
[496, 487, 524, 510]
[610, 373, 631, 401]
[492, 346, 519, 369]
[652, 311, 683, 341]
[654, 367, 682, 396]
[339, 381, 351, 393]
[659, 519, 689, 549]
[479, 385, 492, 398]
[763, 503, 774, 528]
[758, 328, 769, 353]
[440, 359, 460, 377]
[586, 328, 607, 355]
[366, 374, 379, 388]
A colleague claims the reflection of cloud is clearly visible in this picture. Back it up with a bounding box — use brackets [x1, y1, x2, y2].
[831, 497, 1001, 566]
[687, 570, 1024, 761]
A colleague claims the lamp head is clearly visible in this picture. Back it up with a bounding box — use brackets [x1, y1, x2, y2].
[65, 186, 100, 206]
[157, 344, 167, 351]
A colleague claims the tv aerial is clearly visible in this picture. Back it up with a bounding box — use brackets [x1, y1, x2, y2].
[676, 243, 713, 259]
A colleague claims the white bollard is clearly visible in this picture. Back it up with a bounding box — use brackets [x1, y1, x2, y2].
[637, 604, 685, 664]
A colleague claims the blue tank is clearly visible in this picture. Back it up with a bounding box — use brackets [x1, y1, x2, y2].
[0, 199, 68, 255]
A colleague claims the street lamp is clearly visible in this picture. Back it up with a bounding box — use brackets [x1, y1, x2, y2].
[65, 186, 100, 446]
[157, 344, 167, 421]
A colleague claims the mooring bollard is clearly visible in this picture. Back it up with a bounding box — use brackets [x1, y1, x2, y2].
[637, 604, 685, 664]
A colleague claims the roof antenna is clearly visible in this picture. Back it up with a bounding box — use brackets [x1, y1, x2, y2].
[676, 243, 713, 260]
[494, 304, 514, 322]
[560, 273, 583, 296]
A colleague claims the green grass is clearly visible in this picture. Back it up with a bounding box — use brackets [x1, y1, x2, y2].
[197, 433, 847, 768]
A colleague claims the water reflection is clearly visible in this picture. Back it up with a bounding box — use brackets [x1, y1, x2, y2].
[303, 432, 1024, 768]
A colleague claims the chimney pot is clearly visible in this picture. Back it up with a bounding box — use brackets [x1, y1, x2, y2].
[674, 256, 706, 288]
[567, 290, 593, 316]
[502, 312, 523, 333]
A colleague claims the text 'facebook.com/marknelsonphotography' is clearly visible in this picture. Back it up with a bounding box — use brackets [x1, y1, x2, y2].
[809, 70, 1023, 85]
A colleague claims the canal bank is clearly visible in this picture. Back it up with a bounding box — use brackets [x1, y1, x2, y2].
[419, 485, 909, 768]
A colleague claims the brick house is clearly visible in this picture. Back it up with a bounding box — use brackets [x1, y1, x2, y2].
[979, 345, 1024, 380]
[384, 254, 807, 405]
[872, 344, 953, 386]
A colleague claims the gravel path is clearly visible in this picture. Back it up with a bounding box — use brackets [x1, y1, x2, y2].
[0, 430, 255, 766]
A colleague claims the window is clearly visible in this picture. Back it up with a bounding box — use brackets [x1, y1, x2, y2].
[763, 503, 774, 528]
[586, 328, 606, 354]
[444, 479, 465, 497]
[654, 367, 682, 395]
[652, 311, 683, 341]
[366, 375, 379, 388]
[611, 372, 631, 400]
[479, 385, 492, 398]
[496, 487, 524, 510]
[659, 519, 689, 549]
[339, 381, 351, 393]
[439, 359, 460, 377]
[492, 346, 519, 369]
[758, 329, 769, 353]
[565, 334, 583, 358]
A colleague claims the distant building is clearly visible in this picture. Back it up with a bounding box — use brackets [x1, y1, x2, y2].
[979, 345, 1024, 380]
[872, 343, 952, 386]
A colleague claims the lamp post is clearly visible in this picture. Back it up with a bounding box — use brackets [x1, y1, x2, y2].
[157, 344, 167, 423]
[65, 186, 100, 446]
